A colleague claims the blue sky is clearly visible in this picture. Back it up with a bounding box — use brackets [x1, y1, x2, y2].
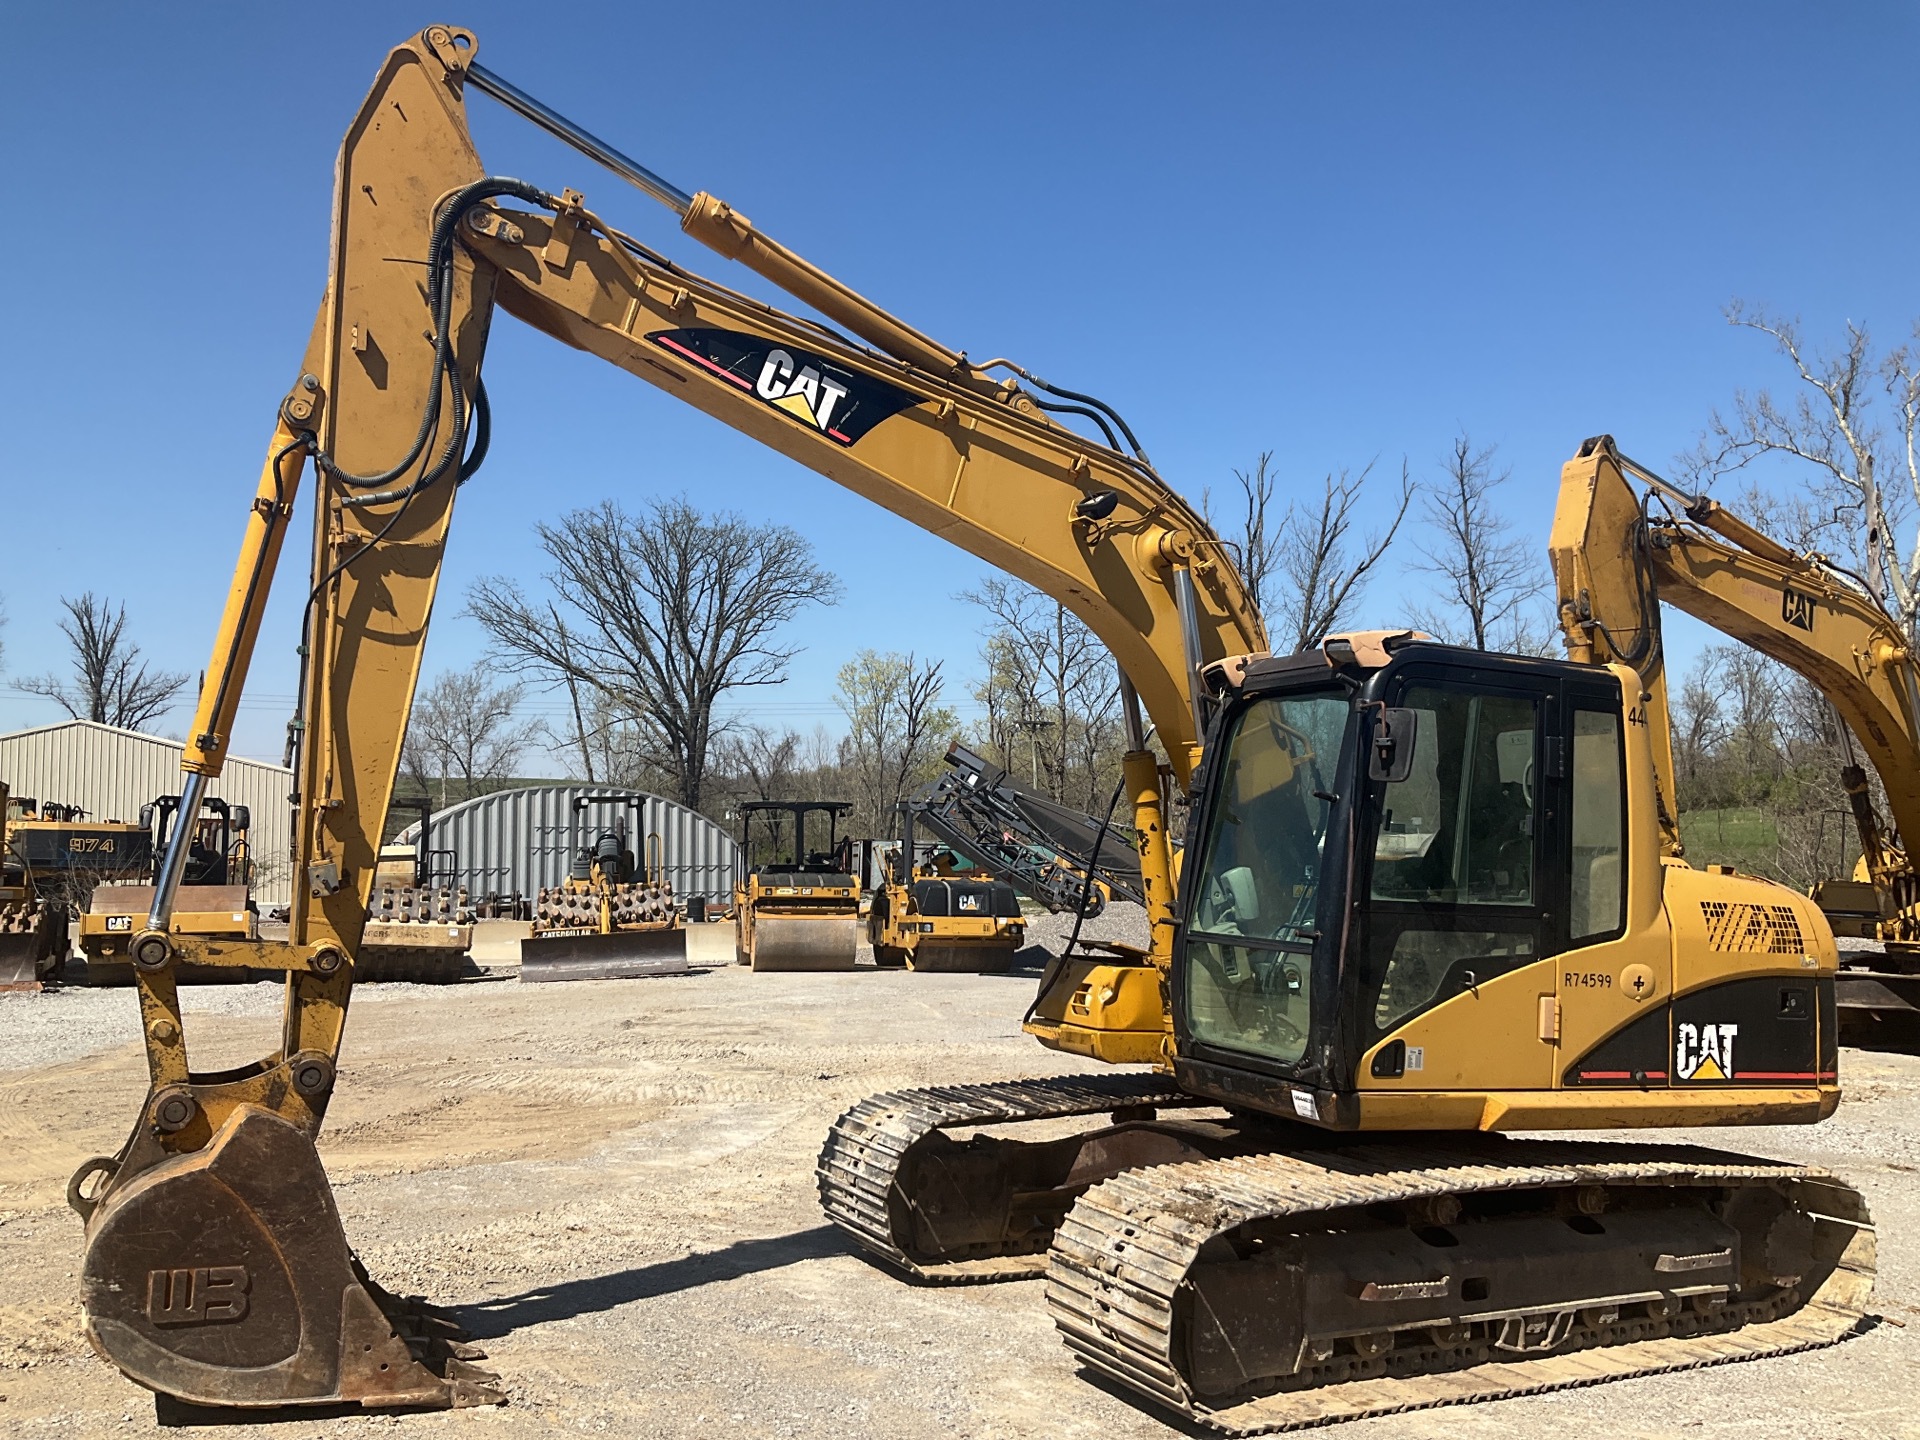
[3, 3, 1916, 765]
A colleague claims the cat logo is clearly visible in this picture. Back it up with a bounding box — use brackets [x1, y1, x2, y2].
[1782, 589, 1814, 631]
[958, 893, 981, 912]
[1675, 1021, 1739, 1081]
[647, 327, 922, 448]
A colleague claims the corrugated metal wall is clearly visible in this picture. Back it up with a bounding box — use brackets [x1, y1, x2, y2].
[0, 720, 295, 906]
[395, 785, 740, 903]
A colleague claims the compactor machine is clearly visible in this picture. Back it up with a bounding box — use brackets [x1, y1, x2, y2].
[0, 784, 68, 989]
[70, 29, 1871, 1431]
[521, 794, 688, 981]
[868, 802, 1024, 970]
[732, 800, 861, 970]
[358, 798, 479, 982]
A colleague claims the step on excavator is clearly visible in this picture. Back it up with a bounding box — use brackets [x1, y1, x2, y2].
[521, 794, 689, 981]
[72, 28, 1871, 1429]
[868, 801, 1025, 971]
[732, 800, 861, 971]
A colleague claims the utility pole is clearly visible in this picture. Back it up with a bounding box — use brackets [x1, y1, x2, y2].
[1012, 715, 1054, 790]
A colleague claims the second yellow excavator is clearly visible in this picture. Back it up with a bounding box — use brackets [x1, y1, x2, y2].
[68, 29, 1872, 1434]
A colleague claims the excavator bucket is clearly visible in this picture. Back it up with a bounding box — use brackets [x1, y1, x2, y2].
[519, 924, 691, 982]
[75, 1105, 501, 1409]
[748, 914, 860, 971]
[0, 901, 62, 990]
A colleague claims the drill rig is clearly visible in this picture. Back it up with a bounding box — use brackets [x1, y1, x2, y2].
[72, 28, 1870, 1430]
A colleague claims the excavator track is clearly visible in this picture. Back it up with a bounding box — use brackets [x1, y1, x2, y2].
[1046, 1139, 1876, 1434]
[818, 1073, 1211, 1282]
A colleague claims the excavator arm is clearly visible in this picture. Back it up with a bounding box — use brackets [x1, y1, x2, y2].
[74, 25, 1263, 1411]
[1552, 433, 1920, 939]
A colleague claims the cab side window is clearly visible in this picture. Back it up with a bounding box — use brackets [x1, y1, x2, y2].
[1568, 707, 1626, 942]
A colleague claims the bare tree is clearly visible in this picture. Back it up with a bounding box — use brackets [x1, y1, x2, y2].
[713, 724, 804, 804]
[1266, 462, 1414, 653]
[468, 497, 839, 810]
[402, 663, 538, 808]
[1225, 451, 1279, 625]
[1683, 303, 1920, 637]
[19, 593, 190, 732]
[836, 651, 957, 837]
[961, 578, 1120, 810]
[1409, 435, 1552, 652]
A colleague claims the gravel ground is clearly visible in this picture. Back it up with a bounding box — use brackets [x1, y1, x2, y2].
[2, 904, 1917, 1438]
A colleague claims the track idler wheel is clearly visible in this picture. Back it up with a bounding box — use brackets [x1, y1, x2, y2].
[75, 1104, 501, 1410]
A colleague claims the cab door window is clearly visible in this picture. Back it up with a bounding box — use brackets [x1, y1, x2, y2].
[1364, 683, 1545, 1039]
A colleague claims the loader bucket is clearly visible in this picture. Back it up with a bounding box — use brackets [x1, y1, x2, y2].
[518, 925, 691, 982]
[748, 914, 859, 971]
[76, 1105, 500, 1409]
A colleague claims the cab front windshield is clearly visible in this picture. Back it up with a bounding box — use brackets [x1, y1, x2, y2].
[1182, 689, 1350, 1067]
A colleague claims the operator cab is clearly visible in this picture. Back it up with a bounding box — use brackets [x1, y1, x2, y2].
[1174, 636, 1632, 1122]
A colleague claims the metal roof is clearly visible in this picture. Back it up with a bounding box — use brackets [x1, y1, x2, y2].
[0, 720, 295, 905]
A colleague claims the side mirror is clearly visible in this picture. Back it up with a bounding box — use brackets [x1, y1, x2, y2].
[231, 805, 251, 833]
[1368, 707, 1419, 784]
[138, 803, 155, 831]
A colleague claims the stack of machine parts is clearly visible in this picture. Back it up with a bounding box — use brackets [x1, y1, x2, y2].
[914, 743, 1144, 917]
[521, 795, 689, 981]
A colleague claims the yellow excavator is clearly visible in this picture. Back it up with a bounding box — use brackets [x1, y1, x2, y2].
[1550, 447, 1920, 1046]
[70, 28, 1871, 1430]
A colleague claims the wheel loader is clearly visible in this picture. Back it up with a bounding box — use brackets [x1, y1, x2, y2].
[68, 28, 1872, 1431]
[732, 800, 861, 970]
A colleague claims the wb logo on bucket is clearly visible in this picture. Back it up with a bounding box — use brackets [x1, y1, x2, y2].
[648, 327, 922, 447]
[147, 1265, 250, 1325]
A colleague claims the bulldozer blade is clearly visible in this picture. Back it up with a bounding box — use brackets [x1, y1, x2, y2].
[519, 926, 692, 983]
[0, 932, 50, 990]
[0, 907, 61, 991]
[77, 1104, 503, 1410]
[749, 915, 859, 971]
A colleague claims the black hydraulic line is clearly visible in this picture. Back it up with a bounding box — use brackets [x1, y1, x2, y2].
[320, 177, 554, 497]
[1032, 397, 1120, 451]
[1025, 775, 1128, 1027]
[972, 358, 1148, 461]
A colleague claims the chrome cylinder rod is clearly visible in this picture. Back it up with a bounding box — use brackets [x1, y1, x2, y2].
[466, 62, 694, 216]
[1171, 566, 1209, 743]
[1118, 665, 1148, 753]
[145, 771, 209, 932]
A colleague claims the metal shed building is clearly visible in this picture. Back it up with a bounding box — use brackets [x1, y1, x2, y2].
[395, 784, 740, 905]
[0, 719, 295, 906]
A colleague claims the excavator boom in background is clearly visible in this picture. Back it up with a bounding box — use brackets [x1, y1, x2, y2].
[73, 29, 1872, 1431]
[1549, 440, 1920, 1044]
